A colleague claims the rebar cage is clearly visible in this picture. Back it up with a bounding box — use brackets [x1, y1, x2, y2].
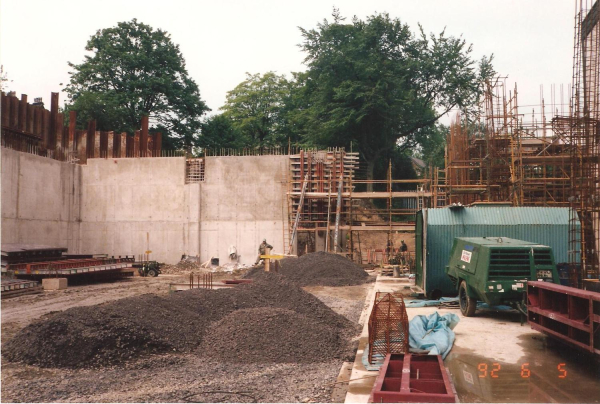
[367, 292, 410, 364]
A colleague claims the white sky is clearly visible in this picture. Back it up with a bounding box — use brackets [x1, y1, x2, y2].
[1, 0, 576, 120]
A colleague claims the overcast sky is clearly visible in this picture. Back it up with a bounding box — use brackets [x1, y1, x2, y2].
[1, 0, 577, 120]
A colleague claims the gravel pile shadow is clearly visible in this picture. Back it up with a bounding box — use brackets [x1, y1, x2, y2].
[3, 273, 357, 368]
[245, 251, 371, 287]
[201, 307, 344, 363]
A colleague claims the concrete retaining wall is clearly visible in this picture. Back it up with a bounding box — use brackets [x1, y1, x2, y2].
[200, 156, 288, 266]
[2, 148, 289, 265]
[1, 148, 81, 250]
[79, 157, 200, 264]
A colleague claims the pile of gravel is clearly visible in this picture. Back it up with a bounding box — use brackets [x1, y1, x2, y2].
[2, 294, 207, 368]
[160, 260, 206, 274]
[201, 307, 345, 363]
[246, 251, 371, 287]
[3, 273, 356, 368]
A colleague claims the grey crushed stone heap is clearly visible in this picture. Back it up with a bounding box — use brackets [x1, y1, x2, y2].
[245, 251, 371, 287]
[3, 273, 358, 368]
[201, 307, 347, 364]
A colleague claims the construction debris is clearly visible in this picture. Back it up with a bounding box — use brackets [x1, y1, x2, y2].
[159, 260, 207, 274]
[245, 251, 371, 287]
[160, 259, 249, 274]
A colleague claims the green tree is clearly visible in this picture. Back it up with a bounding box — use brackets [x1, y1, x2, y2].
[297, 11, 493, 187]
[64, 19, 209, 150]
[221, 72, 292, 146]
[198, 114, 245, 150]
[413, 123, 448, 169]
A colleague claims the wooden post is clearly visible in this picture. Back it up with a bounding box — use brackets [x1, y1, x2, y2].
[19, 94, 27, 132]
[154, 132, 162, 156]
[0, 93, 8, 128]
[69, 110, 76, 151]
[125, 136, 135, 157]
[62, 126, 69, 156]
[107, 132, 114, 158]
[49, 92, 59, 150]
[134, 130, 140, 157]
[113, 132, 121, 158]
[27, 104, 34, 134]
[10, 95, 19, 129]
[56, 113, 64, 150]
[42, 109, 50, 150]
[333, 175, 343, 253]
[33, 107, 41, 138]
[94, 131, 101, 158]
[86, 120, 96, 159]
[120, 132, 127, 157]
[140, 115, 149, 157]
[77, 131, 87, 163]
[99, 131, 108, 158]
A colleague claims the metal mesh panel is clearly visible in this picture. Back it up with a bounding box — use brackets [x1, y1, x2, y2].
[186, 158, 205, 183]
[367, 292, 409, 364]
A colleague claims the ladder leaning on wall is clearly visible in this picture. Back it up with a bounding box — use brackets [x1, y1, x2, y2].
[288, 174, 309, 254]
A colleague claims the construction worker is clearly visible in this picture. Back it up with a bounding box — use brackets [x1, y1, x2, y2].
[255, 239, 273, 265]
[400, 240, 408, 265]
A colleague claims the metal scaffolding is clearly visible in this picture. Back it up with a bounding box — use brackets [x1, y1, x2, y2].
[569, 0, 600, 283]
[286, 148, 431, 262]
[434, 0, 600, 283]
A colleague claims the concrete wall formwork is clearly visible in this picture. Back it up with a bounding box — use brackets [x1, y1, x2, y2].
[78, 157, 200, 264]
[1, 147, 81, 250]
[200, 156, 288, 266]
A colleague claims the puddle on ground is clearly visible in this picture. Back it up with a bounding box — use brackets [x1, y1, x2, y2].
[445, 334, 600, 403]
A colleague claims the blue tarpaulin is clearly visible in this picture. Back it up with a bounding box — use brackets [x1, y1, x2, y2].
[362, 311, 460, 370]
[405, 297, 459, 308]
[408, 312, 459, 359]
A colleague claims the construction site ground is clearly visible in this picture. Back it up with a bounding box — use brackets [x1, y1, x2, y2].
[345, 276, 600, 404]
[3, 270, 600, 403]
[0, 272, 371, 403]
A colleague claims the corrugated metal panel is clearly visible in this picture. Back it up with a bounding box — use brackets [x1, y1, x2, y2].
[422, 207, 579, 296]
[427, 206, 572, 226]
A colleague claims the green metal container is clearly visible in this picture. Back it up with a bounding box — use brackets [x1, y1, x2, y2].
[415, 206, 578, 299]
[445, 237, 559, 316]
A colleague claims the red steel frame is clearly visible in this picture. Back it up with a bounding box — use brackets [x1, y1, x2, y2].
[370, 354, 457, 403]
[6, 257, 133, 273]
[527, 281, 600, 355]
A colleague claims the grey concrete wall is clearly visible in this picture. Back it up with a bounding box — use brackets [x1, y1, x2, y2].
[200, 156, 288, 266]
[78, 157, 200, 264]
[2, 149, 289, 266]
[1, 147, 81, 250]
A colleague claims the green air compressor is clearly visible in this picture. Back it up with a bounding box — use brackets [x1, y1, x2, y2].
[445, 237, 560, 317]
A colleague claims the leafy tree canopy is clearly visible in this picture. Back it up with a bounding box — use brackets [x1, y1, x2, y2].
[221, 72, 294, 146]
[64, 19, 209, 149]
[412, 123, 448, 170]
[297, 10, 494, 181]
[198, 114, 244, 150]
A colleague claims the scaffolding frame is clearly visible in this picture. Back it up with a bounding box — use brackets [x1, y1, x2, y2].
[287, 148, 432, 262]
[433, 0, 599, 283]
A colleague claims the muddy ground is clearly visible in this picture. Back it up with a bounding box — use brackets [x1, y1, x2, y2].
[1, 273, 371, 403]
